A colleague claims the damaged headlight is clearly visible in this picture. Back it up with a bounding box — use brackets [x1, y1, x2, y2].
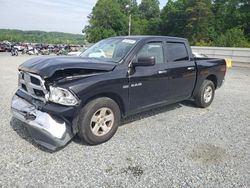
[48, 86, 79, 106]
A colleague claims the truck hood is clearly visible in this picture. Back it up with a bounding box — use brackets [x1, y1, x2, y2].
[18, 56, 117, 78]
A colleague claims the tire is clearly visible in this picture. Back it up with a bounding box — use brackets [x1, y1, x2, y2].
[78, 97, 121, 145]
[195, 80, 215, 108]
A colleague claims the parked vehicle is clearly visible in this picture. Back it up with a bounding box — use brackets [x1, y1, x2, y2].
[27, 48, 39, 55]
[11, 36, 227, 150]
[11, 47, 18, 56]
[39, 48, 50, 55]
[67, 47, 87, 56]
[22, 45, 39, 55]
[0, 44, 6, 52]
[0, 43, 11, 52]
[13, 44, 25, 51]
[56, 48, 68, 55]
[34, 43, 43, 50]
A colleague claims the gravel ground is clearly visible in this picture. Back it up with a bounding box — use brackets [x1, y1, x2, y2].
[0, 52, 249, 187]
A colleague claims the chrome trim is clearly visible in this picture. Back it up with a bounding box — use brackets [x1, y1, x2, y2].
[11, 95, 67, 139]
[204, 85, 213, 103]
[158, 70, 168, 74]
[18, 71, 48, 102]
[187, 67, 195, 71]
[11, 95, 74, 150]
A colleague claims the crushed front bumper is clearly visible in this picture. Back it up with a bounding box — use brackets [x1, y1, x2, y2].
[11, 95, 74, 150]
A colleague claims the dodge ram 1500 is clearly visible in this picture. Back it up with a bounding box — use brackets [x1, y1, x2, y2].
[11, 36, 226, 150]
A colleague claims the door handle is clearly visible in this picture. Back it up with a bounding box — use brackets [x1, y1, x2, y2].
[158, 70, 168, 74]
[187, 67, 195, 70]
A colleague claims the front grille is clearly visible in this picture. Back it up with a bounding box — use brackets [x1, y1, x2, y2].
[30, 76, 41, 85]
[18, 71, 48, 102]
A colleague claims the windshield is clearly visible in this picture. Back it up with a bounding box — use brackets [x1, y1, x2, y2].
[80, 38, 138, 63]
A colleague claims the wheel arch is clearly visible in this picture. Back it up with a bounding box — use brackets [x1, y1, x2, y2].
[206, 74, 217, 89]
[82, 92, 126, 117]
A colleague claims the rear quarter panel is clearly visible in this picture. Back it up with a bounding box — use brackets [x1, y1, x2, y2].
[193, 58, 226, 96]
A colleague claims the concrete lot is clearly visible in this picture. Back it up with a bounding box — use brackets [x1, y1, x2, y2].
[0, 52, 249, 187]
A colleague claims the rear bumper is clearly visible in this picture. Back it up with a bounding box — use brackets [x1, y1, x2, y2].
[11, 95, 74, 150]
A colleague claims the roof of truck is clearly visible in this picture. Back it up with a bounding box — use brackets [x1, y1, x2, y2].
[110, 35, 188, 41]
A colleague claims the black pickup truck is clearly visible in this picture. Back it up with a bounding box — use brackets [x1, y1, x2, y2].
[11, 36, 226, 150]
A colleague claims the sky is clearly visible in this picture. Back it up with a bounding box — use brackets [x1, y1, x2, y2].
[0, 0, 166, 34]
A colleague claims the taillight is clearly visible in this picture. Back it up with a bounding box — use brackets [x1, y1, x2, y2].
[223, 59, 227, 76]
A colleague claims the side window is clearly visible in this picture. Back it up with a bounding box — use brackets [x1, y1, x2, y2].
[166, 42, 189, 62]
[137, 42, 164, 64]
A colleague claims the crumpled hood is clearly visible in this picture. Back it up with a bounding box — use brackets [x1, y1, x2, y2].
[18, 56, 116, 78]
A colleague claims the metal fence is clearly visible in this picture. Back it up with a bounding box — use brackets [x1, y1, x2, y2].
[191, 46, 250, 63]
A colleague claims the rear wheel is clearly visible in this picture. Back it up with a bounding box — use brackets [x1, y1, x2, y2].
[78, 97, 121, 145]
[195, 80, 215, 108]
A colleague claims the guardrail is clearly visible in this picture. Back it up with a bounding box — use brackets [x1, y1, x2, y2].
[191, 46, 250, 63]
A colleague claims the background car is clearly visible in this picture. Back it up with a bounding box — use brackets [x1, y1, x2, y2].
[67, 47, 87, 56]
[0, 43, 11, 52]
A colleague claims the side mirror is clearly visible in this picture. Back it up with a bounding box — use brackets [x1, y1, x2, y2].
[132, 56, 155, 67]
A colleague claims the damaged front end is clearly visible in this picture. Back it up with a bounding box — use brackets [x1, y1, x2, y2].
[11, 71, 79, 150]
[11, 57, 115, 150]
[11, 95, 74, 150]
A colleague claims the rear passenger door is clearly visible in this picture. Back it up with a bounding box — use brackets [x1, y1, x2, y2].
[165, 41, 196, 101]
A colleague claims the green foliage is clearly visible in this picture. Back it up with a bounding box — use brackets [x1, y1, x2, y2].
[0, 29, 84, 44]
[1, 0, 249, 47]
[86, 0, 250, 47]
[83, 0, 162, 41]
[195, 40, 213, 46]
[117, 0, 138, 15]
[131, 18, 149, 34]
[160, 0, 188, 37]
[138, 0, 160, 20]
[185, 0, 213, 44]
[240, 0, 250, 38]
[83, 0, 127, 42]
[159, 0, 250, 46]
[213, 28, 250, 47]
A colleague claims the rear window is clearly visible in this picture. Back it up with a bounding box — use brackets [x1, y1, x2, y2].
[166, 42, 189, 62]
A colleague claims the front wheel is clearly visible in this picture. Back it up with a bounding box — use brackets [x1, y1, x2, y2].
[78, 97, 121, 145]
[195, 80, 215, 108]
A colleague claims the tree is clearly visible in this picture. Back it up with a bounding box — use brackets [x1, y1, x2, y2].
[213, 28, 250, 47]
[212, 0, 250, 41]
[240, 0, 250, 39]
[131, 17, 149, 34]
[117, 0, 141, 35]
[213, 0, 242, 33]
[160, 0, 215, 44]
[0, 29, 84, 44]
[83, 0, 250, 47]
[139, 0, 160, 20]
[137, 0, 161, 34]
[185, 0, 214, 44]
[160, 0, 188, 37]
[83, 0, 127, 42]
[117, 0, 138, 15]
